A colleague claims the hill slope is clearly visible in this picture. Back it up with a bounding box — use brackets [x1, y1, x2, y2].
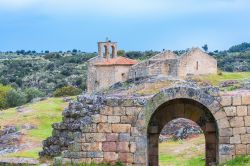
[0, 97, 70, 159]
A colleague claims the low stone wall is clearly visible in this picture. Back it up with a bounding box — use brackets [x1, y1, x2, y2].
[40, 95, 148, 165]
[40, 86, 250, 165]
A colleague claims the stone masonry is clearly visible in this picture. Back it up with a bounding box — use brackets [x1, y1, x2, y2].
[40, 84, 250, 166]
[87, 41, 217, 94]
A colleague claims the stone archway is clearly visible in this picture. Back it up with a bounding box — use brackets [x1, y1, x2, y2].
[144, 87, 221, 166]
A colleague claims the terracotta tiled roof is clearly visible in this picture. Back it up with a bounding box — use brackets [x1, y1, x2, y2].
[94, 57, 138, 66]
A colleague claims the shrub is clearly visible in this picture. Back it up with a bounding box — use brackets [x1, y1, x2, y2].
[6, 89, 27, 107]
[0, 84, 12, 109]
[24, 87, 45, 102]
[53, 86, 82, 97]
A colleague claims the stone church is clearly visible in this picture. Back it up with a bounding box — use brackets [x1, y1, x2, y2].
[87, 40, 217, 93]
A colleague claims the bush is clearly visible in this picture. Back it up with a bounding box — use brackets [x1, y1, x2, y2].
[24, 87, 45, 102]
[53, 86, 82, 97]
[6, 89, 27, 107]
[0, 84, 12, 109]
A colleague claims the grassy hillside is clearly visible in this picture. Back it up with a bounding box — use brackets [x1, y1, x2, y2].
[0, 97, 70, 159]
[199, 72, 250, 86]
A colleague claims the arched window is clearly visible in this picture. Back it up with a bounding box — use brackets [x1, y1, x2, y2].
[196, 61, 199, 70]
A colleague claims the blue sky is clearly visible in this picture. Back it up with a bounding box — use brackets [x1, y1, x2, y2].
[0, 0, 250, 52]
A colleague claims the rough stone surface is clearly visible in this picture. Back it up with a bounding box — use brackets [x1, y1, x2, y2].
[39, 86, 250, 165]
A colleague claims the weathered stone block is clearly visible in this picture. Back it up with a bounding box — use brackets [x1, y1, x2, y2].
[233, 96, 242, 106]
[113, 107, 126, 115]
[82, 142, 102, 151]
[118, 153, 133, 163]
[233, 127, 246, 135]
[104, 152, 118, 162]
[131, 127, 139, 136]
[100, 106, 113, 115]
[246, 127, 250, 133]
[108, 116, 121, 123]
[81, 124, 97, 133]
[119, 133, 131, 142]
[130, 142, 136, 153]
[220, 96, 232, 106]
[69, 142, 82, 152]
[71, 158, 91, 164]
[112, 124, 131, 133]
[219, 137, 230, 144]
[219, 144, 235, 155]
[117, 142, 130, 152]
[134, 153, 146, 164]
[244, 116, 250, 126]
[242, 95, 250, 105]
[121, 116, 136, 124]
[236, 144, 247, 155]
[241, 134, 250, 144]
[230, 135, 241, 144]
[229, 117, 244, 127]
[214, 111, 227, 120]
[97, 123, 111, 133]
[85, 133, 106, 142]
[220, 128, 232, 137]
[92, 114, 108, 123]
[247, 144, 250, 154]
[102, 142, 117, 152]
[224, 106, 236, 116]
[217, 118, 230, 129]
[86, 152, 103, 158]
[106, 133, 118, 142]
[126, 107, 141, 116]
[62, 151, 87, 159]
[237, 106, 248, 116]
[248, 106, 250, 115]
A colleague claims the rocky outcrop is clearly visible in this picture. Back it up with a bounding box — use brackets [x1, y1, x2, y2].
[0, 126, 21, 155]
[159, 118, 202, 142]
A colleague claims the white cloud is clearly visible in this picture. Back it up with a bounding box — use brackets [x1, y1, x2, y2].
[0, 0, 249, 18]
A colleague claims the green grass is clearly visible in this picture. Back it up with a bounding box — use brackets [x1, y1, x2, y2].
[199, 72, 250, 86]
[159, 135, 205, 166]
[0, 97, 70, 159]
[6, 147, 42, 159]
[220, 155, 250, 166]
[160, 154, 204, 166]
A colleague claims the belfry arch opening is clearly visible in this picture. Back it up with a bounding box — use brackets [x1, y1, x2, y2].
[147, 98, 218, 166]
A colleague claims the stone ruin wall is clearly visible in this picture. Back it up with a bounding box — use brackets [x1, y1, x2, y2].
[128, 59, 178, 80]
[40, 94, 147, 165]
[40, 86, 250, 165]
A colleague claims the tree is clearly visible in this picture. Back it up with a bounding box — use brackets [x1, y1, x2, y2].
[53, 86, 82, 97]
[6, 89, 27, 107]
[202, 44, 208, 52]
[117, 50, 125, 56]
[0, 84, 12, 109]
[24, 87, 45, 102]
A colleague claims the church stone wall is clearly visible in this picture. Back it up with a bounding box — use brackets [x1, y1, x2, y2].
[177, 49, 217, 77]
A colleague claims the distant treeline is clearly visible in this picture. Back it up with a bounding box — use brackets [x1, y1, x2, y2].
[0, 42, 250, 108]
